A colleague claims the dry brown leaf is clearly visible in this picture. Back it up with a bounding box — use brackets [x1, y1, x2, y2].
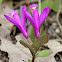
[5, 0, 13, 9]
[0, 34, 62, 62]
[0, 60, 2, 62]
[15, 34, 33, 58]
[15, 33, 33, 46]
[0, 26, 11, 40]
[0, 37, 31, 62]
[0, 1, 13, 30]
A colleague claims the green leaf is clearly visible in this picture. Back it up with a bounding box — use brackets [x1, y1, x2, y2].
[28, 24, 44, 42]
[36, 50, 52, 57]
[31, 34, 48, 54]
[28, 59, 32, 62]
[0, 0, 2, 5]
[41, 0, 62, 13]
[40, 25, 44, 36]
[20, 40, 30, 48]
[20, 40, 34, 54]
[28, 24, 36, 42]
[41, 0, 53, 12]
[52, 0, 62, 13]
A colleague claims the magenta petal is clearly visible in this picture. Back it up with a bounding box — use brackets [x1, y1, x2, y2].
[4, 15, 17, 26]
[4, 15, 28, 38]
[18, 24, 29, 38]
[33, 10, 40, 38]
[33, 10, 39, 27]
[13, 12, 29, 38]
[33, 10, 39, 22]
[29, 4, 38, 9]
[9, 10, 21, 24]
[21, 5, 27, 31]
[9, 10, 17, 15]
[22, 5, 27, 11]
[39, 7, 50, 27]
[24, 11, 40, 38]
[24, 11, 35, 27]
[35, 31, 40, 38]
[13, 12, 21, 24]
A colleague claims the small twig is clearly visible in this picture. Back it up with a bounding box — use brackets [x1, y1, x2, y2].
[14, 0, 38, 9]
[51, 0, 62, 31]
[50, 27, 61, 39]
[56, 5, 62, 32]
[25, 0, 33, 12]
[39, 0, 41, 15]
[25, 0, 30, 6]
[19, 6, 22, 18]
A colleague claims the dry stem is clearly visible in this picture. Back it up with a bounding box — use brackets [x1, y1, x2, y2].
[56, 5, 62, 32]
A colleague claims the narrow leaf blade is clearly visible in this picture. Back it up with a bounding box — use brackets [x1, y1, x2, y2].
[28, 24, 36, 42]
[20, 40, 34, 54]
[40, 25, 44, 36]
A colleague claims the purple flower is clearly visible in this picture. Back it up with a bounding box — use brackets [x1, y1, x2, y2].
[4, 5, 29, 38]
[23, 4, 50, 38]
[4, 4, 50, 38]
[29, 4, 38, 9]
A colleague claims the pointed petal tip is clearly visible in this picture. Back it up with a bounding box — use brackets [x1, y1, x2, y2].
[4, 15, 9, 18]
[22, 5, 27, 11]
[39, 7, 51, 26]
[9, 10, 17, 16]
[44, 7, 50, 11]
[36, 32, 40, 38]
[25, 36, 29, 38]
[4, 15, 6, 17]
[24, 32, 29, 38]
[23, 5, 26, 7]
[4, 15, 7, 19]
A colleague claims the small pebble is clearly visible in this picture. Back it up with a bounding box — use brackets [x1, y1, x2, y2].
[55, 28, 60, 34]
[52, 23, 57, 30]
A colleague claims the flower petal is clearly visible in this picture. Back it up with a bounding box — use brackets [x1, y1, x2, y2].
[29, 4, 38, 9]
[33, 10, 40, 38]
[4, 15, 28, 38]
[4, 15, 17, 26]
[21, 5, 27, 31]
[24, 11, 35, 27]
[9, 10, 21, 24]
[18, 24, 29, 38]
[9, 10, 17, 15]
[25, 11, 40, 38]
[33, 10, 39, 22]
[39, 7, 50, 27]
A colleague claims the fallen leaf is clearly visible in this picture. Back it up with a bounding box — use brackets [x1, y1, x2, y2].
[0, 60, 2, 62]
[15, 33, 32, 46]
[0, 37, 32, 62]
[0, 1, 13, 30]
[0, 26, 11, 40]
[0, 33, 62, 62]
